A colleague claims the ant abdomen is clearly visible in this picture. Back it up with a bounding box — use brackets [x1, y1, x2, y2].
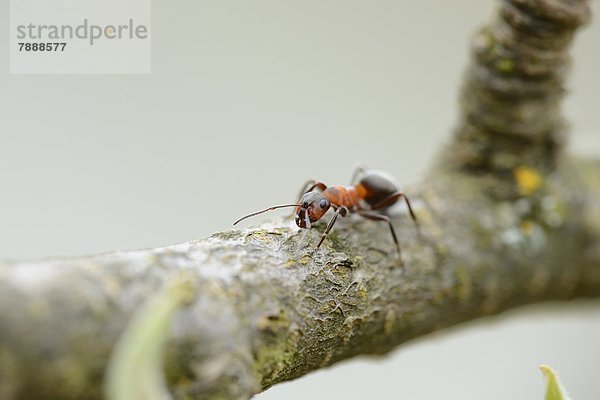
[358, 172, 398, 208]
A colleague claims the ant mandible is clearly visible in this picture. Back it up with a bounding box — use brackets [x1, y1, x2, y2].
[233, 167, 419, 254]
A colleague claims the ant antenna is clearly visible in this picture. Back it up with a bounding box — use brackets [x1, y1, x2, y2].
[233, 204, 301, 225]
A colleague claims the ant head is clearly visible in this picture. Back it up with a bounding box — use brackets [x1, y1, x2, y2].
[295, 191, 331, 228]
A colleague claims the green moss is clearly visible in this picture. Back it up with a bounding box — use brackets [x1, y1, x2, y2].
[251, 310, 300, 387]
[496, 58, 514, 73]
[253, 330, 299, 387]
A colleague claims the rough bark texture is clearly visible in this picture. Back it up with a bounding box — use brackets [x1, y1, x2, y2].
[0, 1, 597, 399]
[453, 0, 591, 175]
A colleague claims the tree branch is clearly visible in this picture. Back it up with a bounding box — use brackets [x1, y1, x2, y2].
[452, 0, 590, 173]
[0, 1, 597, 399]
[1, 156, 599, 400]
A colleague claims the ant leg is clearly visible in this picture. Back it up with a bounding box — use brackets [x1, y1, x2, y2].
[369, 191, 420, 234]
[295, 180, 315, 203]
[295, 180, 327, 201]
[357, 210, 401, 255]
[350, 166, 366, 185]
[316, 206, 348, 248]
[306, 181, 327, 193]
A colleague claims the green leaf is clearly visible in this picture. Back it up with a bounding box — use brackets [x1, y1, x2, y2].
[105, 277, 194, 400]
[540, 365, 571, 400]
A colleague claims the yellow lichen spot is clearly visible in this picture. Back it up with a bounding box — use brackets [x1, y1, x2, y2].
[520, 220, 534, 234]
[514, 166, 543, 195]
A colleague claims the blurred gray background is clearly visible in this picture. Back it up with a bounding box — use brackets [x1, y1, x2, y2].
[1, 1, 599, 399]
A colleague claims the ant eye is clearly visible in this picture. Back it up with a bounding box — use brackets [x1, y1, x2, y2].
[319, 199, 329, 209]
[302, 201, 309, 208]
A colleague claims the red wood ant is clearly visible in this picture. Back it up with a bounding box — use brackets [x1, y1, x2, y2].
[233, 168, 419, 254]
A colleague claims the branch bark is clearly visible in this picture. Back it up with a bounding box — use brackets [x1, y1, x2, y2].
[453, 0, 591, 174]
[0, 1, 597, 399]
